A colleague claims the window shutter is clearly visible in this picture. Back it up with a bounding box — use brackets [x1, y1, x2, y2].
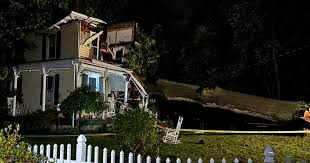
[81, 74, 88, 86]
[17, 75, 23, 103]
[54, 74, 60, 104]
[56, 31, 61, 59]
[99, 77, 103, 94]
[40, 75, 43, 104]
[42, 35, 46, 61]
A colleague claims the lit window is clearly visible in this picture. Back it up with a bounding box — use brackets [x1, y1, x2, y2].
[89, 77, 97, 91]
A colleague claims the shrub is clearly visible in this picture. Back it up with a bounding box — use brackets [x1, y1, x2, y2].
[60, 86, 108, 131]
[0, 124, 44, 162]
[114, 108, 159, 154]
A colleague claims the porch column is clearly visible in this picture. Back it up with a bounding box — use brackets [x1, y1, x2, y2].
[101, 69, 107, 100]
[42, 67, 48, 111]
[76, 71, 81, 88]
[144, 97, 149, 110]
[124, 81, 129, 103]
[96, 37, 100, 60]
[76, 64, 82, 88]
[12, 68, 20, 116]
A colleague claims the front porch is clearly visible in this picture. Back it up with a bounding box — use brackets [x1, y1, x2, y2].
[10, 58, 148, 118]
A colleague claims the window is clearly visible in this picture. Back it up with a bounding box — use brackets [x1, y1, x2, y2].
[92, 38, 99, 60]
[115, 49, 123, 63]
[46, 76, 55, 104]
[48, 34, 56, 59]
[47, 76, 54, 91]
[89, 77, 97, 91]
[82, 72, 102, 92]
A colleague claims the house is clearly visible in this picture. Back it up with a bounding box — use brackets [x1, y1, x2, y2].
[10, 11, 148, 118]
[106, 21, 137, 63]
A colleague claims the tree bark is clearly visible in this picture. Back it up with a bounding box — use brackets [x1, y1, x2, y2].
[272, 24, 281, 99]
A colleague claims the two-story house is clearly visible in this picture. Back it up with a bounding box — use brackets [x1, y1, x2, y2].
[10, 11, 148, 118]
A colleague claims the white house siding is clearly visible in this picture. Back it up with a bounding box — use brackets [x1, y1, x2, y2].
[20, 68, 74, 114]
[60, 21, 79, 59]
[57, 69, 74, 102]
[21, 71, 42, 113]
[24, 34, 43, 62]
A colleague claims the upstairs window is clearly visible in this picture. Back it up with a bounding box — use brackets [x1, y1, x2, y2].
[92, 38, 99, 60]
[48, 34, 56, 59]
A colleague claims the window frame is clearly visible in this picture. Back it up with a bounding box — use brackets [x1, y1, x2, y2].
[84, 72, 100, 92]
[47, 33, 57, 60]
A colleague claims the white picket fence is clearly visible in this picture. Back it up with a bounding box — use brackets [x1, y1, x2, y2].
[28, 134, 278, 163]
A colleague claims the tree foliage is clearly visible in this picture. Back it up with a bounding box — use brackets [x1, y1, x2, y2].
[0, 0, 68, 63]
[60, 86, 108, 114]
[0, 124, 44, 162]
[114, 108, 159, 154]
[128, 31, 160, 82]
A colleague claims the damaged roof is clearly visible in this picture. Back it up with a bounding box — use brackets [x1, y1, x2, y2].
[47, 11, 106, 31]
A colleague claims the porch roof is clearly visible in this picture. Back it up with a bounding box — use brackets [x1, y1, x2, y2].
[80, 59, 148, 97]
[15, 58, 148, 98]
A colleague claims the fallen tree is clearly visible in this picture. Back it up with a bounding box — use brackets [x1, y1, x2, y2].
[150, 79, 304, 122]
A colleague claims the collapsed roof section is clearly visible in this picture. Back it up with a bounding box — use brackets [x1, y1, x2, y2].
[46, 11, 106, 31]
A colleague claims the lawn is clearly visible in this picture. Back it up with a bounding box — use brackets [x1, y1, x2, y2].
[23, 133, 310, 162]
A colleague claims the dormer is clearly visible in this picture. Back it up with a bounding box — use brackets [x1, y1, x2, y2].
[24, 11, 106, 62]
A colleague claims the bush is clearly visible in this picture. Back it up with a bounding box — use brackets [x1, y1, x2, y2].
[114, 108, 159, 154]
[60, 86, 108, 131]
[0, 124, 44, 162]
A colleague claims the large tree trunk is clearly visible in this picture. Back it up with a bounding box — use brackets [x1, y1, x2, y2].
[271, 24, 281, 99]
[151, 79, 300, 122]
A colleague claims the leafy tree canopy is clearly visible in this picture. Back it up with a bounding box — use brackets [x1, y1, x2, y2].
[0, 0, 68, 65]
[127, 31, 161, 83]
[60, 86, 108, 114]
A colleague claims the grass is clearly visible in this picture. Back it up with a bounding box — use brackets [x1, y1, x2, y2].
[23, 133, 310, 162]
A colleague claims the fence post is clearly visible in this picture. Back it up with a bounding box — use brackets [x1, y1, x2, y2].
[198, 158, 203, 163]
[156, 157, 161, 163]
[234, 158, 239, 163]
[103, 148, 108, 163]
[137, 154, 142, 163]
[111, 150, 115, 163]
[264, 146, 275, 163]
[67, 144, 71, 163]
[33, 144, 38, 154]
[27, 145, 32, 152]
[53, 144, 58, 160]
[120, 151, 125, 163]
[222, 158, 226, 163]
[94, 146, 99, 163]
[76, 134, 87, 163]
[210, 158, 214, 163]
[247, 158, 253, 163]
[60, 144, 64, 163]
[166, 158, 171, 163]
[176, 158, 181, 163]
[87, 145, 92, 163]
[187, 158, 191, 163]
[46, 144, 51, 159]
[39, 144, 44, 155]
[129, 152, 134, 163]
[285, 154, 291, 163]
[147, 156, 152, 163]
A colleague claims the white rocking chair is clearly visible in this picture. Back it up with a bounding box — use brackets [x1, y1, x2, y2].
[163, 116, 183, 144]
